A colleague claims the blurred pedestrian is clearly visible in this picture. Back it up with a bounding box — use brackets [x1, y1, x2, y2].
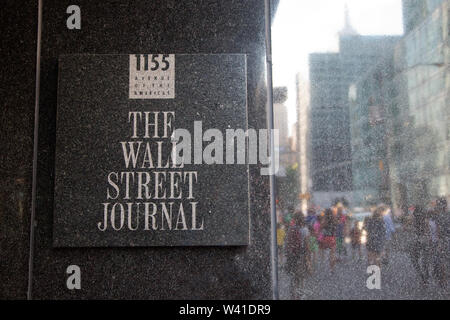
[306, 208, 318, 272]
[315, 213, 324, 264]
[434, 197, 449, 289]
[365, 207, 386, 266]
[425, 208, 441, 286]
[277, 222, 286, 265]
[319, 208, 337, 272]
[284, 206, 294, 225]
[382, 206, 396, 265]
[306, 208, 317, 227]
[286, 212, 310, 299]
[409, 205, 430, 285]
[336, 207, 348, 261]
[350, 220, 362, 261]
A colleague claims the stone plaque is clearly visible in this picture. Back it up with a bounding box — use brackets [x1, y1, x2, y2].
[53, 54, 249, 247]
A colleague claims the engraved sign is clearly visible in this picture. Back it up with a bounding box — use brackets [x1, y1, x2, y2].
[54, 54, 249, 247]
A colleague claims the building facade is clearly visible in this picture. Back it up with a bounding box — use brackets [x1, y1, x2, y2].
[349, 54, 396, 207]
[389, 0, 450, 209]
[309, 31, 399, 195]
[403, 0, 446, 33]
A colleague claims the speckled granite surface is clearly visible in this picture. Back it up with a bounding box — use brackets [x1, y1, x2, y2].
[0, 0, 37, 299]
[30, 0, 271, 299]
[54, 54, 250, 247]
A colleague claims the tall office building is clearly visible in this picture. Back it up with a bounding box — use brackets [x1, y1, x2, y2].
[349, 54, 397, 206]
[309, 52, 347, 191]
[309, 11, 399, 193]
[389, 0, 450, 208]
[402, 0, 445, 33]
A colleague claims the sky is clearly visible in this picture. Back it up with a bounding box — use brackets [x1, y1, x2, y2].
[271, 0, 404, 133]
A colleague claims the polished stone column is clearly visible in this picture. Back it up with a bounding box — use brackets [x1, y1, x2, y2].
[29, 0, 272, 299]
[0, 0, 38, 299]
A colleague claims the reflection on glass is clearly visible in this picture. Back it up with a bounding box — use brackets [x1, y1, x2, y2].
[272, 0, 449, 300]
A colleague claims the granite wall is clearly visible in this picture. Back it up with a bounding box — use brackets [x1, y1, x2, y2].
[0, 1, 38, 299]
[1, 0, 273, 299]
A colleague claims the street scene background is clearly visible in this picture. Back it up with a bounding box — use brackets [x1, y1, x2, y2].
[272, 0, 449, 299]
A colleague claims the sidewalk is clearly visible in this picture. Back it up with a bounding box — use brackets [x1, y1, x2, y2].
[279, 245, 449, 300]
